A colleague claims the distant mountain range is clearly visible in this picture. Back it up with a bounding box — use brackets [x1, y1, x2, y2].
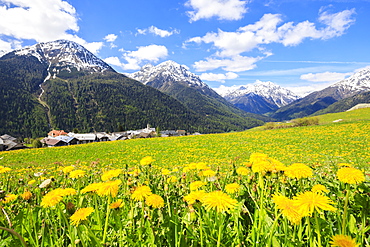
[271, 67, 370, 120]
[0, 40, 264, 138]
[128, 61, 270, 126]
[214, 81, 300, 114]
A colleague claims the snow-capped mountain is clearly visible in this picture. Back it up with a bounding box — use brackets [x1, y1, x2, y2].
[129, 60, 209, 88]
[0, 50, 8, 58]
[214, 80, 300, 114]
[11, 40, 114, 76]
[327, 67, 370, 97]
[271, 67, 370, 120]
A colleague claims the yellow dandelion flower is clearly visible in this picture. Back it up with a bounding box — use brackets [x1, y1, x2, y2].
[81, 182, 103, 193]
[62, 166, 75, 174]
[0, 166, 12, 173]
[131, 185, 152, 201]
[28, 179, 36, 185]
[272, 194, 302, 224]
[161, 169, 171, 175]
[293, 191, 336, 217]
[146, 194, 164, 208]
[311, 184, 329, 194]
[101, 169, 122, 181]
[51, 188, 77, 197]
[3, 194, 17, 203]
[200, 169, 216, 177]
[225, 183, 240, 194]
[20, 191, 32, 200]
[109, 199, 124, 209]
[96, 179, 122, 197]
[329, 234, 359, 247]
[190, 181, 206, 191]
[202, 191, 238, 213]
[183, 190, 207, 204]
[167, 176, 178, 183]
[284, 163, 313, 179]
[266, 158, 286, 173]
[196, 162, 209, 170]
[140, 156, 154, 165]
[251, 160, 270, 173]
[69, 169, 86, 179]
[337, 167, 365, 185]
[41, 194, 63, 208]
[236, 167, 249, 175]
[70, 207, 94, 226]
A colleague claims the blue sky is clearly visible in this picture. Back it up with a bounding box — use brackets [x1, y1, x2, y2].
[1, 0, 370, 95]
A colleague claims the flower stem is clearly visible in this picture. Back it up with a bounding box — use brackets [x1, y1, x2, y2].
[102, 196, 112, 244]
[314, 211, 322, 247]
[341, 184, 350, 234]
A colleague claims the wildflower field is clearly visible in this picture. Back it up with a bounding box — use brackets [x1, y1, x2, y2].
[0, 109, 369, 246]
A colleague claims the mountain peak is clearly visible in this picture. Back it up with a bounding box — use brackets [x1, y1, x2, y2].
[10, 40, 114, 75]
[214, 81, 300, 114]
[128, 60, 207, 88]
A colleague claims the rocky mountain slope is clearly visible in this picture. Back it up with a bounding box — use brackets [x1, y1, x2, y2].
[214, 81, 300, 114]
[128, 61, 269, 125]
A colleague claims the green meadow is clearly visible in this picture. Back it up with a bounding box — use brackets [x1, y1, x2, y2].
[0, 108, 369, 246]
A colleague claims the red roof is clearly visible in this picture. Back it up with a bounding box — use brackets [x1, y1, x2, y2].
[48, 130, 68, 137]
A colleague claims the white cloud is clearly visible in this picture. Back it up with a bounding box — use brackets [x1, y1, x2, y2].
[194, 55, 263, 72]
[185, 0, 248, 22]
[104, 44, 168, 70]
[104, 34, 118, 43]
[186, 9, 356, 72]
[0, 0, 104, 54]
[200, 72, 239, 82]
[0, 0, 78, 42]
[286, 84, 333, 97]
[300, 71, 352, 82]
[136, 26, 179, 37]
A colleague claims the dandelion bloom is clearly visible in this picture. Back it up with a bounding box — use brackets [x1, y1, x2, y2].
[28, 180, 36, 185]
[96, 179, 122, 197]
[110, 199, 124, 209]
[3, 194, 17, 203]
[146, 194, 165, 208]
[41, 194, 63, 208]
[140, 156, 154, 165]
[69, 170, 86, 179]
[265, 158, 286, 173]
[329, 234, 359, 247]
[311, 184, 329, 194]
[183, 190, 207, 204]
[70, 207, 94, 226]
[20, 191, 32, 200]
[0, 166, 12, 173]
[236, 167, 249, 176]
[337, 167, 365, 184]
[81, 182, 103, 193]
[200, 169, 216, 177]
[284, 163, 313, 179]
[190, 181, 206, 191]
[101, 169, 122, 181]
[62, 166, 75, 174]
[50, 188, 77, 197]
[225, 183, 241, 194]
[293, 191, 336, 216]
[161, 169, 171, 175]
[202, 191, 238, 213]
[131, 185, 152, 201]
[272, 194, 302, 224]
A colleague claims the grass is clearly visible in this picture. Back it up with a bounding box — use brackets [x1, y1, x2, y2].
[0, 108, 369, 246]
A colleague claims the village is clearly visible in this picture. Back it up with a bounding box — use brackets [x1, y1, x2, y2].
[0, 125, 200, 151]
